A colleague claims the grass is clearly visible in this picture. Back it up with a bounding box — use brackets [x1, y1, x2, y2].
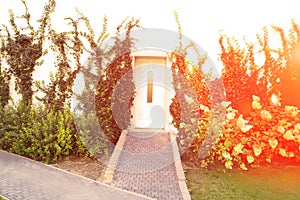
[0, 195, 7, 200]
[186, 165, 300, 200]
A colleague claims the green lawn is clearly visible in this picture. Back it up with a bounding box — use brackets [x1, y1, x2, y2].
[0, 195, 7, 200]
[186, 165, 300, 200]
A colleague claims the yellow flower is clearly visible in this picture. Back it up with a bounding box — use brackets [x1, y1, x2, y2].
[260, 110, 272, 120]
[295, 135, 300, 143]
[237, 115, 252, 132]
[278, 119, 288, 126]
[200, 104, 210, 112]
[252, 95, 261, 102]
[252, 101, 262, 110]
[279, 148, 288, 157]
[233, 143, 244, 154]
[283, 130, 294, 140]
[253, 145, 262, 157]
[294, 123, 300, 132]
[227, 106, 233, 111]
[240, 125, 253, 133]
[271, 94, 281, 106]
[246, 155, 255, 163]
[268, 139, 278, 149]
[226, 112, 236, 120]
[266, 158, 271, 163]
[221, 101, 231, 108]
[237, 115, 247, 127]
[251, 95, 262, 110]
[240, 163, 247, 170]
[200, 160, 208, 168]
[289, 152, 295, 158]
[277, 126, 285, 134]
[285, 105, 296, 112]
[285, 106, 299, 117]
[225, 160, 233, 169]
[222, 151, 232, 160]
[292, 111, 299, 117]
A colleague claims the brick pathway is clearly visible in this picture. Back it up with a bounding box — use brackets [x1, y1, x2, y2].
[105, 130, 190, 200]
[0, 150, 152, 200]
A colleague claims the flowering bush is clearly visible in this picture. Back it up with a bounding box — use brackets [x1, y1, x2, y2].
[208, 21, 300, 169]
[182, 21, 300, 169]
[198, 95, 300, 170]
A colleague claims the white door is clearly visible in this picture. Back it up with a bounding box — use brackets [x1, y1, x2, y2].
[132, 56, 173, 129]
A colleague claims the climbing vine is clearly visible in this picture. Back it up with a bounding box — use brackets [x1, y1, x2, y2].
[0, 0, 55, 105]
[0, 50, 10, 108]
[94, 18, 140, 144]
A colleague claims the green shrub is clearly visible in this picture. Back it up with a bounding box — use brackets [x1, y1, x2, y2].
[75, 113, 110, 158]
[0, 103, 88, 164]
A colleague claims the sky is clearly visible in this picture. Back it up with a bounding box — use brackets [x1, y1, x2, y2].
[0, 0, 300, 73]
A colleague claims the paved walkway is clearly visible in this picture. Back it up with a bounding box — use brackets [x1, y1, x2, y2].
[103, 130, 191, 200]
[0, 150, 152, 200]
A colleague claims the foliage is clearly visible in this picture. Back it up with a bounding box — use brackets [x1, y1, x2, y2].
[73, 13, 109, 116]
[170, 12, 221, 159]
[199, 97, 300, 170]
[1, 1, 299, 170]
[74, 113, 111, 159]
[94, 18, 140, 144]
[170, 19, 300, 169]
[0, 0, 55, 105]
[0, 103, 87, 164]
[219, 32, 268, 116]
[170, 51, 210, 155]
[36, 15, 84, 111]
[0, 54, 10, 108]
[219, 20, 300, 116]
[197, 21, 300, 169]
[275, 21, 300, 107]
[0, 0, 115, 163]
[0, 0, 90, 164]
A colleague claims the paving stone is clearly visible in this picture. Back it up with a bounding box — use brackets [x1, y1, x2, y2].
[110, 131, 185, 200]
[0, 150, 152, 200]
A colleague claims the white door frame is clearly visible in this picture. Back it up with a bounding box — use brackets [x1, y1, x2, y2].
[130, 50, 174, 130]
